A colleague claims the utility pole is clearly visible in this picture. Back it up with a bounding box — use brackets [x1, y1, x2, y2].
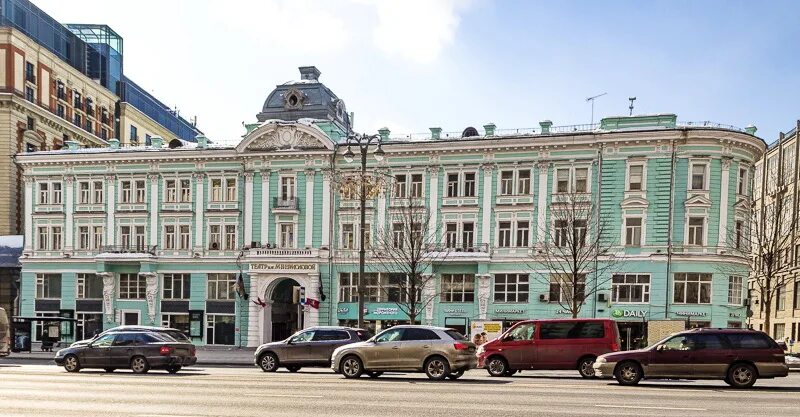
[586, 92, 607, 126]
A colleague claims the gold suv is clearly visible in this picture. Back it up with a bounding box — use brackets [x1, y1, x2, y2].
[331, 325, 477, 380]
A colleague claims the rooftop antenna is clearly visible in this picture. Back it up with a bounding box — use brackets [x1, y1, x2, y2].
[628, 97, 637, 116]
[586, 92, 607, 125]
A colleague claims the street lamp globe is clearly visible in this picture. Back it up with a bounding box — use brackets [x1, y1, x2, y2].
[373, 144, 385, 162]
[343, 146, 355, 163]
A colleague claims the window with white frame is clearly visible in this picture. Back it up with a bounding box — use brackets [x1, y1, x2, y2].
[625, 217, 642, 246]
[464, 173, 476, 196]
[226, 178, 237, 201]
[164, 225, 177, 249]
[209, 225, 221, 250]
[280, 176, 295, 201]
[279, 223, 294, 248]
[611, 274, 650, 303]
[394, 174, 408, 198]
[549, 273, 586, 303]
[179, 225, 190, 249]
[165, 180, 178, 202]
[493, 274, 529, 303]
[225, 225, 237, 250]
[554, 220, 568, 247]
[499, 169, 531, 196]
[119, 273, 146, 299]
[338, 273, 357, 302]
[120, 225, 145, 249]
[690, 163, 707, 190]
[211, 177, 238, 202]
[628, 164, 644, 191]
[687, 217, 704, 245]
[207, 273, 236, 300]
[394, 174, 424, 199]
[673, 273, 712, 304]
[441, 274, 475, 303]
[462, 222, 474, 248]
[79, 226, 90, 249]
[737, 167, 748, 195]
[93, 226, 103, 249]
[37, 181, 62, 205]
[52, 226, 62, 250]
[783, 146, 795, 185]
[78, 182, 91, 204]
[574, 168, 588, 192]
[342, 223, 355, 249]
[392, 223, 405, 249]
[208, 223, 236, 250]
[76, 273, 103, 299]
[445, 223, 457, 248]
[163, 273, 190, 300]
[161, 313, 190, 336]
[410, 174, 423, 198]
[35, 273, 61, 298]
[734, 220, 744, 249]
[498, 221, 512, 247]
[518, 170, 531, 194]
[727, 276, 743, 305]
[120, 180, 146, 203]
[180, 179, 191, 202]
[36, 225, 62, 250]
[556, 168, 569, 193]
[554, 167, 588, 193]
[446, 172, 476, 197]
[500, 171, 514, 195]
[517, 221, 530, 247]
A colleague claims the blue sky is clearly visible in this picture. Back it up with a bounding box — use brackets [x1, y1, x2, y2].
[36, 0, 800, 144]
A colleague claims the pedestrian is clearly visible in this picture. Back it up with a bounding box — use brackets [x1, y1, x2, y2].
[480, 332, 489, 344]
[472, 333, 482, 346]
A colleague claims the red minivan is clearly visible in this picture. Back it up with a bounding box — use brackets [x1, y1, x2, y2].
[477, 319, 620, 378]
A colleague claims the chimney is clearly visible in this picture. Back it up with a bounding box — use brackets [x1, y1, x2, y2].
[539, 120, 553, 134]
[483, 123, 496, 136]
[430, 127, 442, 140]
[196, 135, 208, 149]
[299, 66, 321, 81]
[378, 127, 391, 141]
[744, 125, 757, 135]
[150, 136, 163, 148]
[108, 138, 120, 150]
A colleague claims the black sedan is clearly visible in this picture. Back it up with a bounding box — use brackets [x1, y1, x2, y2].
[54, 331, 197, 374]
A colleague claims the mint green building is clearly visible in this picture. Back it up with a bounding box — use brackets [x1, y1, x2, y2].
[16, 67, 765, 348]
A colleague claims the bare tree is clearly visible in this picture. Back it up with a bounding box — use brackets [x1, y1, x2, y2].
[529, 192, 619, 318]
[369, 196, 448, 324]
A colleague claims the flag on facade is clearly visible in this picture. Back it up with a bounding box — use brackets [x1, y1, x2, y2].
[235, 273, 249, 300]
[306, 298, 320, 309]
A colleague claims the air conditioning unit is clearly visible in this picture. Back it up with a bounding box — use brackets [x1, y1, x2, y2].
[743, 298, 751, 306]
[210, 242, 219, 250]
[597, 293, 607, 302]
[538, 293, 549, 302]
[251, 241, 260, 248]
[266, 243, 274, 249]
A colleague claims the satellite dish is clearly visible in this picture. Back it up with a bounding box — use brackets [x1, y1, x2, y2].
[462, 127, 479, 137]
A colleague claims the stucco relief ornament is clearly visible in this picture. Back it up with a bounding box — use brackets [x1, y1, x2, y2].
[97, 272, 114, 323]
[248, 127, 322, 151]
[423, 276, 436, 326]
[142, 272, 158, 324]
[478, 274, 491, 320]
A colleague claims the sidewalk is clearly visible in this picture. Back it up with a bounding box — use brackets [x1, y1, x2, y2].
[8, 343, 256, 366]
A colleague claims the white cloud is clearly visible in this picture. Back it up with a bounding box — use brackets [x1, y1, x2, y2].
[368, 0, 472, 65]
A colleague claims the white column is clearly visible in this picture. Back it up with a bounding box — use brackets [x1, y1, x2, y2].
[106, 175, 116, 245]
[194, 173, 205, 250]
[321, 172, 331, 247]
[536, 163, 549, 243]
[376, 186, 387, 235]
[477, 274, 491, 320]
[304, 170, 315, 247]
[148, 175, 159, 246]
[718, 159, 731, 247]
[260, 171, 271, 244]
[64, 176, 74, 251]
[23, 177, 33, 251]
[305, 273, 319, 328]
[428, 167, 439, 235]
[481, 165, 494, 245]
[247, 274, 261, 347]
[243, 172, 254, 245]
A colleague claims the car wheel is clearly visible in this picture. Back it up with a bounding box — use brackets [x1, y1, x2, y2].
[340, 355, 363, 379]
[258, 352, 279, 372]
[166, 366, 181, 374]
[366, 371, 383, 378]
[63, 355, 81, 373]
[486, 356, 509, 377]
[726, 363, 757, 389]
[614, 361, 642, 386]
[578, 356, 597, 379]
[424, 356, 451, 381]
[103, 368, 115, 373]
[286, 366, 301, 373]
[130, 356, 150, 374]
[447, 370, 464, 380]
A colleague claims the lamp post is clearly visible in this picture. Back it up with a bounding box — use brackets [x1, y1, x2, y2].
[342, 133, 385, 329]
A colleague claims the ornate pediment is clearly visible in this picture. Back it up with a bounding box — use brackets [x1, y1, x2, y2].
[237, 122, 334, 153]
[684, 194, 712, 208]
[621, 196, 649, 208]
[733, 197, 752, 211]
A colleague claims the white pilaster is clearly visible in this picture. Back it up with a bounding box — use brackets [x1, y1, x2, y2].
[23, 176, 33, 252]
[304, 170, 315, 247]
[718, 159, 731, 247]
[305, 273, 319, 328]
[260, 171, 271, 244]
[148, 175, 159, 246]
[481, 165, 494, 245]
[142, 272, 158, 324]
[477, 274, 492, 320]
[536, 163, 549, 243]
[244, 172, 254, 245]
[247, 274, 261, 347]
[321, 172, 331, 247]
[106, 175, 116, 245]
[376, 186, 387, 236]
[64, 176, 74, 251]
[194, 173, 205, 250]
[428, 167, 439, 237]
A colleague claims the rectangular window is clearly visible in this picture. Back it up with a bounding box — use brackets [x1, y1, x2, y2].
[794, 281, 800, 310]
[774, 323, 786, 340]
[134, 180, 145, 203]
[777, 285, 786, 311]
[51, 226, 62, 250]
[447, 173, 459, 197]
[691, 164, 706, 190]
[516, 221, 529, 247]
[737, 167, 748, 195]
[35, 274, 61, 299]
[363, 223, 371, 249]
[79, 182, 90, 204]
[410, 174, 423, 198]
[121, 181, 132, 203]
[163, 274, 191, 300]
[784, 146, 795, 184]
[493, 274, 529, 303]
[554, 220, 568, 247]
[673, 273, 712, 304]
[735, 220, 744, 249]
[39, 182, 49, 204]
[463, 173, 476, 197]
[687, 217, 704, 245]
[226, 178, 237, 201]
[517, 170, 531, 194]
[574, 168, 588, 193]
[121, 226, 132, 248]
[165, 180, 177, 202]
[394, 174, 407, 198]
[727, 276, 743, 305]
[280, 224, 294, 248]
[76, 274, 103, 299]
[78, 226, 90, 249]
[441, 274, 475, 303]
[164, 225, 176, 249]
[612, 274, 650, 303]
[25, 86, 34, 102]
[342, 224, 355, 249]
[462, 222, 474, 248]
[556, 169, 569, 193]
[51, 183, 62, 205]
[135, 226, 145, 248]
[338, 273, 357, 303]
[498, 221, 512, 248]
[280, 177, 294, 200]
[500, 171, 514, 195]
[392, 223, 404, 249]
[625, 217, 642, 246]
[179, 226, 190, 249]
[130, 125, 138, 143]
[93, 226, 103, 250]
[119, 273, 146, 299]
[211, 179, 223, 202]
[445, 223, 457, 248]
[549, 274, 586, 303]
[209, 225, 221, 250]
[37, 226, 47, 250]
[225, 225, 237, 250]
[628, 164, 643, 191]
[180, 179, 191, 202]
[574, 220, 587, 247]
[207, 273, 236, 300]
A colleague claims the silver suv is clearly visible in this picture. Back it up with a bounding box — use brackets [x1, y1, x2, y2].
[255, 326, 370, 372]
[331, 325, 477, 380]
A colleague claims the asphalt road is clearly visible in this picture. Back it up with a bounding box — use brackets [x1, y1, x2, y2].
[1, 362, 798, 417]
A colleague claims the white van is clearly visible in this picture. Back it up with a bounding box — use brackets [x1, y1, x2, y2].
[0, 307, 9, 357]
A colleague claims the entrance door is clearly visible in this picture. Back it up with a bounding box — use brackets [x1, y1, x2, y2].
[270, 279, 301, 342]
[122, 311, 140, 326]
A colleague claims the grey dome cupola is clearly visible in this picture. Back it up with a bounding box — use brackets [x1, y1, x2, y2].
[257, 66, 350, 133]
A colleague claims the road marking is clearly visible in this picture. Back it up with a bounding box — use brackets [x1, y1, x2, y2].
[595, 404, 707, 411]
[244, 393, 324, 399]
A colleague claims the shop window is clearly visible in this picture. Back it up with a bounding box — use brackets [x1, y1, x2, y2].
[162, 274, 190, 300]
[207, 273, 236, 300]
[612, 274, 650, 303]
[549, 274, 586, 304]
[673, 273, 712, 304]
[35, 274, 61, 299]
[206, 314, 235, 345]
[119, 274, 146, 299]
[76, 274, 103, 299]
[441, 274, 475, 303]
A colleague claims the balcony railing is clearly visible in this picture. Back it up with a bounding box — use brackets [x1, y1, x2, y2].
[273, 197, 299, 210]
[427, 243, 490, 254]
[99, 245, 157, 255]
[249, 247, 316, 257]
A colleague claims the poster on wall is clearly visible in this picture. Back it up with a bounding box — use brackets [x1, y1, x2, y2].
[470, 320, 504, 342]
[188, 310, 204, 338]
